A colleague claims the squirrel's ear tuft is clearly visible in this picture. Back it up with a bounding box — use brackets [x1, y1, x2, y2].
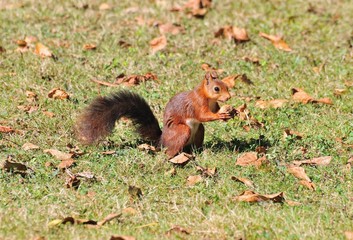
[205, 71, 218, 85]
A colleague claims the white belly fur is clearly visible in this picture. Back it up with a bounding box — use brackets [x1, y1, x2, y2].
[186, 118, 200, 145]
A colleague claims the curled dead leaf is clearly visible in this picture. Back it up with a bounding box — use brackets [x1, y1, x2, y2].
[48, 88, 69, 100]
[0, 125, 14, 133]
[169, 152, 193, 166]
[137, 143, 157, 152]
[231, 176, 254, 188]
[166, 225, 191, 236]
[158, 23, 184, 35]
[255, 99, 288, 109]
[283, 129, 303, 140]
[196, 166, 217, 177]
[44, 149, 73, 161]
[83, 43, 97, 50]
[115, 73, 158, 87]
[150, 36, 167, 54]
[34, 43, 53, 58]
[58, 159, 75, 169]
[287, 165, 311, 182]
[186, 175, 203, 186]
[291, 88, 333, 105]
[1, 158, 33, 176]
[233, 190, 284, 203]
[259, 32, 292, 52]
[236, 152, 266, 167]
[299, 180, 316, 190]
[215, 26, 250, 43]
[97, 213, 121, 226]
[22, 142, 40, 151]
[292, 156, 332, 166]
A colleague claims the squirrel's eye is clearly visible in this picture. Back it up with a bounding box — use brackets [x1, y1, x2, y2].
[214, 86, 220, 92]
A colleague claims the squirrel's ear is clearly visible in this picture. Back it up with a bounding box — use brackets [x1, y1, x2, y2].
[205, 71, 218, 85]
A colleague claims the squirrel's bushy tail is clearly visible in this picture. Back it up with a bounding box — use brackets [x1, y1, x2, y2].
[75, 91, 162, 144]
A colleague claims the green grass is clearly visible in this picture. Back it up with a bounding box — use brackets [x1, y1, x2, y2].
[1, 0, 353, 239]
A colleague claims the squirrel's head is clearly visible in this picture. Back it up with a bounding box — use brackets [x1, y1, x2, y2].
[203, 71, 231, 102]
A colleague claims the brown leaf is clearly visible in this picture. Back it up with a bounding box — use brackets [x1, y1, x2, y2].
[150, 36, 167, 54]
[186, 175, 203, 186]
[42, 111, 55, 118]
[259, 32, 292, 52]
[291, 88, 333, 105]
[231, 176, 254, 188]
[292, 156, 332, 166]
[91, 78, 119, 87]
[287, 165, 311, 182]
[236, 152, 265, 167]
[0, 125, 14, 133]
[48, 88, 70, 100]
[291, 88, 314, 103]
[159, 23, 184, 35]
[114, 73, 158, 87]
[110, 236, 136, 240]
[17, 105, 38, 113]
[83, 43, 97, 50]
[283, 129, 303, 140]
[196, 166, 217, 177]
[233, 190, 284, 203]
[44, 149, 74, 161]
[22, 142, 40, 151]
[215, 26, 250, 43]
[17, 39, 27, 47]
[118, 40, 132, 48]
[65, 175, 80, 189]
[345, 231, 353, 240]
[334, 89, 347, 96]
[166, 225, 191, 236]
[34, 43, 53, 58]
[255, 99, 288, 109]
[137, 143, 156, 152]
[58, 159, 75, 169]
[99, 3, 111, 10]
[97, 213, 122, 226]
[243, 56, 260, 65]
[299, 180, 316, 190]
[169, 152, 193, 166]
[218, 105, 237, 119]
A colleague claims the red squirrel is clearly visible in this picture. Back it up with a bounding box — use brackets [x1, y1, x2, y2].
[75, 71, 233, 157]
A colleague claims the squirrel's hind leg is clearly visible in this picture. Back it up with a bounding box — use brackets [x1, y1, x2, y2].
[161, 124, 191, 157]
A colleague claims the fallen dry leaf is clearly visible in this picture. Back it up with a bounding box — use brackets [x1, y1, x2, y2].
[17, 105, 38, 113]
[334, 89, 347, 97]
[243, 56, 260, 65]
[118, 40, 132, 48]
[150, 35, 167, 54]
[99, 3, 111, 10]
[283, 129, 303, 140]
[83, 43, 97, 50]
[287, 165, 311, 182]
[166, 225, 191, 236]
[291, 88, 333, 105]
[110, 236, 136, 240]
[58, 159, 75, 169]
[259, 32, 292, 52]
[299, 180, 316, 190]
[292, 156, 332, 166]
[159, 23, 184, 35]
[345, 231, 353, 240]
[255, 99, 288, 109]
[65, 174, 80, 189]
[0, 125, 14, 133]
[215, 26, 250, 43]
[1, 157, 33, 176]
[236, 152, 266, 167]
[115, 73, 158, 87]
[233, 190, 284, 203]
[218, 105, 237, 119]
[196, 166, 217, 177]
[44, 149, 73, 161]
[169, 152, 193, 166]
[97, 213, 121, 226]
[22, 142, 40, 151]
[137, 143, 157, 152]
[183, 0, 212, 18]
[186, 175, 203, 186]
[34, 43, 53, 58]
[48, 88, 69, 100]
[231, 176, 254, 188]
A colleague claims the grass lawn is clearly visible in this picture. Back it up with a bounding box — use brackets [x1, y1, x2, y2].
[1, 0, 353, 239]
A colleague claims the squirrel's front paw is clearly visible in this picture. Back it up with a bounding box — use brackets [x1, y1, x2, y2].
[218, 105, 237, 120]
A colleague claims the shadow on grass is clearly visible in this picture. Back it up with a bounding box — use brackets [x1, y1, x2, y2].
[203, 135, 272, 153]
